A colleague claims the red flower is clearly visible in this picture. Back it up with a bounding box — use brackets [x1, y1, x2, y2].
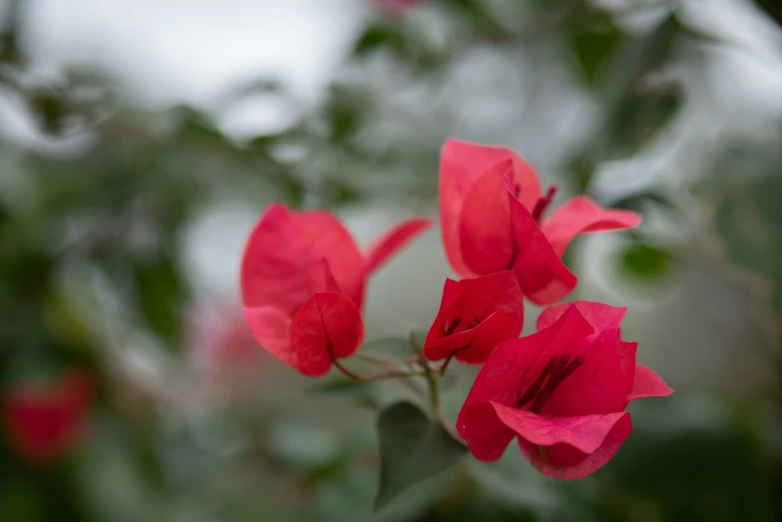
[424, 271, 524, 364]
[241, 203, 432, 314]
[456, 301, 672, 479]
[3, 369, 94, 465]
[241, 203, 432, 376]
[439, 138, 641, 305]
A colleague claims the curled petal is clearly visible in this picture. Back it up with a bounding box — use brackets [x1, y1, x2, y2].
[290, 292, 365, 377]
[457, 305, 594, 438]
[627, 365, 674, 402]
[240, 203, 365, 315]
[425, 311, 521, 364]
[365, 217, 434, 274]
[439, 138, 542, 278]
[541, 196, 641, 258]
[462, 401, 631, 479]
[504, 175, 578, 305]
[457, 160, 517, 274]
[537, 301, 626, 336]
[448, 147, 573, 304]
[517, 410, 632, 480]
[424, 271, 524, 363]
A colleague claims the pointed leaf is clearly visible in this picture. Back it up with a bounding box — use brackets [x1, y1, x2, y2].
[374, 401, 467, 511]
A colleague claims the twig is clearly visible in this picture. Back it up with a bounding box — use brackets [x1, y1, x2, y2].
[332, 359, 424, 382]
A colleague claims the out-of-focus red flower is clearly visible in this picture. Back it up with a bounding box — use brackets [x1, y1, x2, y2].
[241, 204, 432, 376]
[3, 369, 94, 465]
[371, 0, 427, 16]
[457, 301, 672, 479]
[439, 138, 641, 305]
[186, 301, 264, 391]
[424, 271, 524, 364]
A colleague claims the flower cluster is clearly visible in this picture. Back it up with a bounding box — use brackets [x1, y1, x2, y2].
[241, 138, 672, 479]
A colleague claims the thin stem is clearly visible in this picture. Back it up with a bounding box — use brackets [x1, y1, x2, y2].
[362, 369, 426, 382]
[440, 354, 454, 376]
[397, 377, 427, 400]
[355, 352, 399, 369]
[423, 359, 441, 415]
[420, 355, 465, 444]
[332, 359, 425, 382]
[332, 359, 364, 381]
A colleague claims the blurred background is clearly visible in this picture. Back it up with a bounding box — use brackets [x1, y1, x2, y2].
[1, 0, 780, 520]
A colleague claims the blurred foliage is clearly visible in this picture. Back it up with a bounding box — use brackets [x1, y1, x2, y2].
[1, 0, 781, 520]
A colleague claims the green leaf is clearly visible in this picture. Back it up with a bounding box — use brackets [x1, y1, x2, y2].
[614, 191, 677, 213]
[621, 242, 674, 280]
[756, 0, 782, 27]
[353, 24, 405, 57]
[569, 19, 625, 86]
[586, 12, 683, 163]
[374, 401, 467, 512]
[132, 252, 189, 347]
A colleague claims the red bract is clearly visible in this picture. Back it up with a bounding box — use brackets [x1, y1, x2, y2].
[241, 203, 432, 377]
[245, 262, 365, 377]
[241, 203, 432, 315]
[424, 271, 524, 364]
[439, 138, 641, 305]
[3, 369, 93, 465]
[457, 301, 672, 479]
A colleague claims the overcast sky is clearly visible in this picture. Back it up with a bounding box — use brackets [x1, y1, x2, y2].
[2, 0, 367, 141]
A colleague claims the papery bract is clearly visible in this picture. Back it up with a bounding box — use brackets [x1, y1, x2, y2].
[3, 369, 93, 465]
[424, 271, 524, 364]
[457, 301, 672, 479]
[241, 203, 432, 314]
[244, 264, 365, 377]
[241, 203, 366, 315]
[365, 217, 433, 275]
[439, 138, 641, 305]
[241, 205, 430, 377]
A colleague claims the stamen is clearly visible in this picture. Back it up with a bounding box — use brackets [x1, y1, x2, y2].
[561, 355, 584, 381]
[517, 356, 558, 409]
[442, 317, 461, 336]
[531, 185, 558, 223]
[530, 355, 586, 414]
[517, 352, 585, 414]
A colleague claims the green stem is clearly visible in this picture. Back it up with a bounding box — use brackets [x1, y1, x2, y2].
[332, 359, 425, 382]
[424, 364, 441, 415]
[440, 354, 454, 376]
